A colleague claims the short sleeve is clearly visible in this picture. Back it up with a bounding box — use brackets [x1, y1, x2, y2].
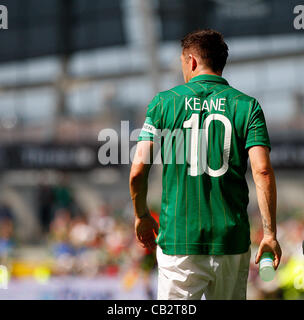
[137, 94, 162, 142]
[245, 100, 271, 151]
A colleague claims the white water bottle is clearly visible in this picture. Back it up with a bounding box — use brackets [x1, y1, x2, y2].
[259, 252, 275, 281]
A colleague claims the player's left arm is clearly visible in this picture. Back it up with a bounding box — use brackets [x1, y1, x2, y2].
[245, 99, 282, 269]
[249, 146, 282, 269]
[129, 140, 159, 251]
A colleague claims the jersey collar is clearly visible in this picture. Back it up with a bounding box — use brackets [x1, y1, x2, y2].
[189, 74, 229, 85]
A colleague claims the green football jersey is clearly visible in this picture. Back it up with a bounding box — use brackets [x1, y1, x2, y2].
[138, 74, 271, 255]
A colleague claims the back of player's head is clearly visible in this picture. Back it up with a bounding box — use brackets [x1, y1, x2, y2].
[181, 29, 229, 73]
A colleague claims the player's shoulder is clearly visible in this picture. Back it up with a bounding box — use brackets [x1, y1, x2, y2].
[158, 82, 200, 100]
[156, 83, 260, 110]
[225, 85, 259, 107]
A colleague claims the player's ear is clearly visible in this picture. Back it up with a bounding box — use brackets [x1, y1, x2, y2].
[191, 55, 197, 72]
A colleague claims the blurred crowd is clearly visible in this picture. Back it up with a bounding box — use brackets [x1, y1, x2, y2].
[0, 181, 157, 298]
[248, 211, 304, 300]
[0, 184, 304, 300]
[0, 204, 15, 262]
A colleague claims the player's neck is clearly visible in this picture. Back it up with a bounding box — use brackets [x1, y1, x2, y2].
[191, 69, 222, 79]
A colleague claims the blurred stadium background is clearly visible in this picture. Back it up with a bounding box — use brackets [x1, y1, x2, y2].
[0, 0, 303, 300]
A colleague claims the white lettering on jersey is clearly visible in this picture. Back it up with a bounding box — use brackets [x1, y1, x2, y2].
[185, 98, 226, 112]
[142, 123, 157, 135]
[185, 97, 193, 110]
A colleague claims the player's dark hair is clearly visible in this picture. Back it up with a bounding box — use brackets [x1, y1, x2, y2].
[181, 29, 229, 73]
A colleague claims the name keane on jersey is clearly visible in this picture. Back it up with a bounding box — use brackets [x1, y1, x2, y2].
[185, 97, 226, 112]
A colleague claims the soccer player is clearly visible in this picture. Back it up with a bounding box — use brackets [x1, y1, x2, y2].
[129, 29, 282, 300]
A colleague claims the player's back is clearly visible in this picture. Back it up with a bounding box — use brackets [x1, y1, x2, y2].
[138, 74, 271, 255]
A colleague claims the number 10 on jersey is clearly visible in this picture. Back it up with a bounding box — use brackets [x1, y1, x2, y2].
[183, 113, 232, 178]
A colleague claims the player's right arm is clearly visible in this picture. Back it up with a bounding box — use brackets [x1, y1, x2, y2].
[249, 145, 282, 270]
[129, 94, 161, 251]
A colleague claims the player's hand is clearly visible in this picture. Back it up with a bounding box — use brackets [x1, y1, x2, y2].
[135, 213, 159, 251]
[255, 236, 282, 270]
